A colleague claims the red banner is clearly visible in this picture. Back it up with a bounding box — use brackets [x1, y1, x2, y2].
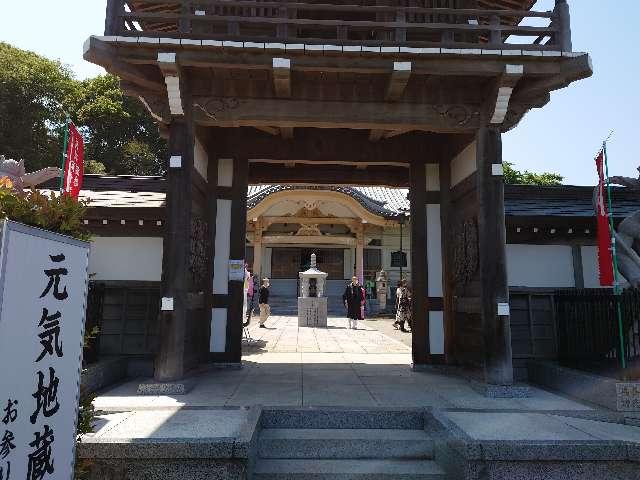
[595, 151, 614, 286]
[63, 122, 84, 199]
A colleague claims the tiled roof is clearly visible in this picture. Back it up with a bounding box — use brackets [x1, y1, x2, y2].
[247, 184, 406, 218]
[504, 185, 639, 219]
[37, 175, 639, 219]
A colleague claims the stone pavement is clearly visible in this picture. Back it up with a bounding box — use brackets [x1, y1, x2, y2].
[94, 315, 593, 411]
[85, 315, 640, 479]
[243, 315, 411, 354]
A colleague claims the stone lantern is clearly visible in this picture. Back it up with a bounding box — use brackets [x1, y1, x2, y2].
[298, 253, 328, 327]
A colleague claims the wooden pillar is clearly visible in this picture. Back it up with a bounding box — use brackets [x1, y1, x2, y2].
[409, 161, 429, 365]
[476, 127, 513, 385]
[253, 218, 263, 278]
[439, 157, 455, 361]
[208, 154, 249, 363]
[104, 0, 124, 36]
[554, 0, 572, 52]
[355, 226, 364, 284]
[155, 118, 195, 381]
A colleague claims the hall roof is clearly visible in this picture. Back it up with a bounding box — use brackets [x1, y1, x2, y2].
[39, 175, 639, 220]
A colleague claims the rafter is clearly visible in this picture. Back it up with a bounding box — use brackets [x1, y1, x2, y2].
[272, 57, 291, 98]
[157, 52, 184, 116]
[385, 62, 412, 102]
[489, 64, 523, 124]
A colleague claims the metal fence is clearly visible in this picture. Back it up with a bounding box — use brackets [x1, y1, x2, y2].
[83, 281, 106, 365]
[555, 288, 640, 377]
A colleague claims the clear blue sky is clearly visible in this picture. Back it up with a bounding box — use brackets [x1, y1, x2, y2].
[1, 0, 636, 185]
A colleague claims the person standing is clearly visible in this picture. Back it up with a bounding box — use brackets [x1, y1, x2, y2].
[258, 278, 271, 328]
[343, 276, 364, 330]
[394, 280, 410, 332]
[246, 270, 255, 324]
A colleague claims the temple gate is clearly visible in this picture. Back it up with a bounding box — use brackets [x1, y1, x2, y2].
[85, 0, 591, 387]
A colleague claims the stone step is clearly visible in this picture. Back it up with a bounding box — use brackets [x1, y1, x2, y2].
[259, 428, 434, 459]
[253, 459, 445, 480]
[261, 408, 425, 430]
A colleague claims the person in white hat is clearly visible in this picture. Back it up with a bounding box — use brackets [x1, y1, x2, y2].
[258, 278, 271, 328]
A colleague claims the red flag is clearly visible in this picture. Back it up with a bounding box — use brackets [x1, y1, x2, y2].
[63, 122, 84, 199]
[595, 151, 614, 286]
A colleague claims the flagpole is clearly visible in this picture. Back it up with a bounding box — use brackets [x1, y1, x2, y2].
[59, 115, 70, 192]
[602, 141, 626, 371]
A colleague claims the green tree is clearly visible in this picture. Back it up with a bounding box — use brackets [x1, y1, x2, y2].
[84, 159, 107, 174]
[503, 161, 563, 186]
[0, 42, 76, 170]
[0, 43, 167, 176]
[71, 74, 167, 175]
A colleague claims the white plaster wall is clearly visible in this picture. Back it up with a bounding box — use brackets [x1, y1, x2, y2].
[426, 164, 440, 192]
[580, 245, 629, 289]
[194, 137, 208, 181]
[217, 158, 234, 187]
[426, 205, 443, 297]
[88, 237, 163, 281]
[429, 311, 445, 355]
[506, 244, 575, 288]
[210, 308, 227, 353]
[213, 199, 232, 294]
[450, 141, 477, 187]
[581, 246, 600, 289]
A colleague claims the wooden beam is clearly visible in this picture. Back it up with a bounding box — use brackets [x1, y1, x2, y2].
[369, 130, 385, 142]
[384, 129, 413, 139]
[272, 57, 292, 98]
[193, 97, 481, 132]
[386, 62, 412, 102]
[248, 163, 410, 187]
[83, 39, 165, 93]
[261, 216, 362, 228]
[254, 126, 279, 136]
[262, 235, 356, 246]
[248, 158, 408, 168]
[281, 126, 294, 139]
[489, 64, 523, 125]
[208, 128, 446, 165]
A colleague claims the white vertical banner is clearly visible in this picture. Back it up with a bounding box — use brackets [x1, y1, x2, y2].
[0, 221, 89, 480]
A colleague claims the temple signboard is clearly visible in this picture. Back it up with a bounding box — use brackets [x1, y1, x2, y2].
[0, 220, 89, 480]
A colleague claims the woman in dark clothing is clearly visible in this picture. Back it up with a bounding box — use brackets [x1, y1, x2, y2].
[342, 276, 364, 330]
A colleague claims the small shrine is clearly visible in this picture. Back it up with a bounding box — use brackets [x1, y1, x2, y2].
[298, 253, 328, 327]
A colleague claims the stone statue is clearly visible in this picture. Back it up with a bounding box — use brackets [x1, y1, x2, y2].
[605, 167, 640, 288]
[0, 156, 61, 193]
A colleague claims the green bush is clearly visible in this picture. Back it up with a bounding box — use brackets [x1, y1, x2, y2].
[0, 182, 90, 241]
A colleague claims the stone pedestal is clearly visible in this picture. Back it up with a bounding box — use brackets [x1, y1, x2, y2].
[298, 297, 328, 327]
[297, 253, 328, 327]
